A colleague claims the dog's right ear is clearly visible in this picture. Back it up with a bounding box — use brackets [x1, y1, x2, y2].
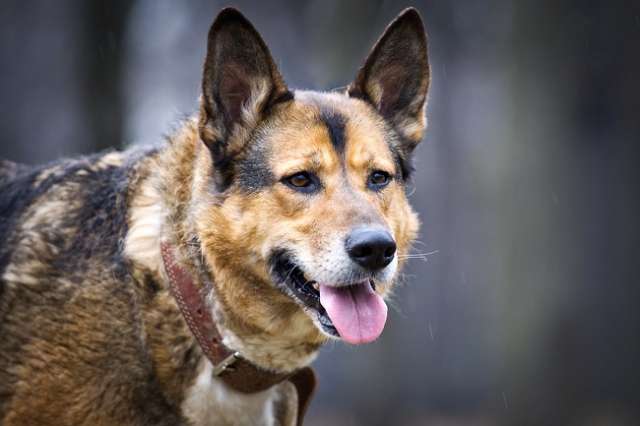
[199, 8, 290, 167]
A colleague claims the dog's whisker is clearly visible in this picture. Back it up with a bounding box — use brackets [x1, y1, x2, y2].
[398, 250, 439, 262]
[284, 265, 297, 282]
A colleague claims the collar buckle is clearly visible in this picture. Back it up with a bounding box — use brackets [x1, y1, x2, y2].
[212, 351, 241, 376]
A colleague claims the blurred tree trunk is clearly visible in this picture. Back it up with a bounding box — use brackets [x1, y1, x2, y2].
[80, 1, 133, 153]
[0, 0, 132, 164]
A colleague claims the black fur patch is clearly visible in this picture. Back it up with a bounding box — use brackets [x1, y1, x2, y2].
[50, 164, 130, 279]
[320, 110, 347, 155]
[210, 134, 274, 194]
[0, 166, 40, 277]
[209, 141, 235, 193]
[236, 142, 274, 193]
[389, 140, 415, 181]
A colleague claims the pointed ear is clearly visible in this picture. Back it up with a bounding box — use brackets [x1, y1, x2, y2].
[348, 8, 430, 151]
[199, 8, 290, 160]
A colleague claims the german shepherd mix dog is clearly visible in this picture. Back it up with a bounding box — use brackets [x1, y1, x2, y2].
[0, 7, 429, 426]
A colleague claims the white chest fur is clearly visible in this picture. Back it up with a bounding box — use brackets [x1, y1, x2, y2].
[181, 359, 279, 426]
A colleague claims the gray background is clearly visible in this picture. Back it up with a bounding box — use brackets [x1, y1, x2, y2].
[1, 1, 639, 425]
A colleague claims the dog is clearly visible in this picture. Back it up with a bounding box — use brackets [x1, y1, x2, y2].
[0, 7, 430, 426]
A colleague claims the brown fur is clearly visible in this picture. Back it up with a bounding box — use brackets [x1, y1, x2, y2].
[0, 7, 430, 425]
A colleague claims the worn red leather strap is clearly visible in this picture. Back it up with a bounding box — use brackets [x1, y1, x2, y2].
[160, 242, 316, 425]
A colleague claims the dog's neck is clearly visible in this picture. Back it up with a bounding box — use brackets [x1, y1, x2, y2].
[125, 119, 322, 374]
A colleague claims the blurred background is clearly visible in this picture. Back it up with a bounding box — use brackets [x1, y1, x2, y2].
[1, 1, 639, 425]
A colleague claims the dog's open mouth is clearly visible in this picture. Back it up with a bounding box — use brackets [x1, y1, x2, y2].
[270, 251, 388, 344]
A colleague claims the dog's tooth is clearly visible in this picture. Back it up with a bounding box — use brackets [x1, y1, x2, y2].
[312, 282, 319, 291]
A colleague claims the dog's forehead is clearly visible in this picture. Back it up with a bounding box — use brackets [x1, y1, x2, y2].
[291, 90, 382, 131]
[265, 91, 394, 169]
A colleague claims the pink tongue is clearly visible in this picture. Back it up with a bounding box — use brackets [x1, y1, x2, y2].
[319, 282, 388, 345]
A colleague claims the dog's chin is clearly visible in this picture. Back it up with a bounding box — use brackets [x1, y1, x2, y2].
[269, 250, 388, 344]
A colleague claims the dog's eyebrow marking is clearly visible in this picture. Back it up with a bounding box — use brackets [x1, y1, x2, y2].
[319, 109, 346, 155]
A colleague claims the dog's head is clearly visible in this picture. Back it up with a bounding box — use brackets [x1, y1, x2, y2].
[193, 8, 429, 346]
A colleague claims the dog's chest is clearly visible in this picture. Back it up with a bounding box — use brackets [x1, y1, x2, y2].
[181, 359, 279, 426]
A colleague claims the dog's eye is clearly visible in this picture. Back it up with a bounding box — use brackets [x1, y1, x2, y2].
[287, 173, 311, 187]
[283, 172, 319, 193]
[368, 170, 392, 190]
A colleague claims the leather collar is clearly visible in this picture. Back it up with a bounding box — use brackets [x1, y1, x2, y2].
[160, 242, 316, 425]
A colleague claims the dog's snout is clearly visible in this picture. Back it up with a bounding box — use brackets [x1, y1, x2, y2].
[345, 228, 396, 270]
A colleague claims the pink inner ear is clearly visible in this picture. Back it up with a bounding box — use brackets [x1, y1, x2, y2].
[219, 65, 252, 123]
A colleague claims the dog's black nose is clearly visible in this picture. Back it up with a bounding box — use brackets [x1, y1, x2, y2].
[346, 228, 396, 270]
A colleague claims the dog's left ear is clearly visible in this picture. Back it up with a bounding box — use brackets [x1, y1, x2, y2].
[348, 8, 430, 151]
[199, 8, 290, 165]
